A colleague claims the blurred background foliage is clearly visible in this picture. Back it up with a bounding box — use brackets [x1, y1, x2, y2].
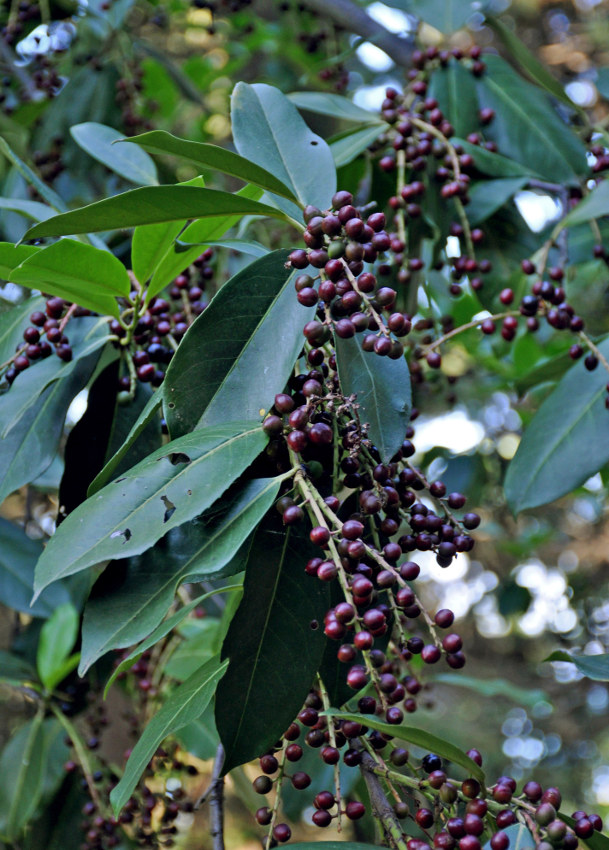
[3, 0, 609, 846]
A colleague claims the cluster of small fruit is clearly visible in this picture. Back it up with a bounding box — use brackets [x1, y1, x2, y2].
[114, 63, 156, 135]
[252, 736, 603, 848]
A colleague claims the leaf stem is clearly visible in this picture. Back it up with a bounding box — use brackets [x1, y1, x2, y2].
[50, 705, 108, 816]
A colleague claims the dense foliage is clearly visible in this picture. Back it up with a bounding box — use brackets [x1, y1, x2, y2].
[3, 1, 609, 849]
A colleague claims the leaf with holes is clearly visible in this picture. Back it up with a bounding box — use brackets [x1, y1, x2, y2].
[505, 336, 609, 513]
[216, 513, 331, 774]
[163, 250, 313, 437]
[334, 333, 411, 463]
[33, 421, 268, 598]
[110, 657, 228, 815]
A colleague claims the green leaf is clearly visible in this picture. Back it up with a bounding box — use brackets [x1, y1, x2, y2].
[475, 55, 588, 184]
[71, 122, 159, 186]
[37, 603, 79, 691]
[131, 175, 204, 287]
[0, 518, 72, 618]
[0, 317, 111, 438]
[0, 650, 37, 686]
[216, 513, 331, 774]
[544, 650, 609, 680]
[429, 60, 479, 138]
[0, 296, 45, 364]
[0, 198, 54, 222]
[325, 712, 486, 784]
[0, 341, 105, 503]
[0, 136, 67, 213]
[597, 68, 609, 100]
[504, 337, 609, 513]
[163, 250, 312, 437]
[124, 130, 299, 201]
[382, 0, 473, 33]
[334, 333, 411, 464]
[176, 705, 219, 761]
[146, 183, 264, 301]
[33, 421, 268, 597]
[11, 240, 130, 318]
[0, 713, 46, 840]
[288, 91, 385, 124]
[0, 242, 40, 278]
[330, 124, 386, 169]
[110, 657, 228, 815]
[231, 82, 336, 219]
[287, 845, 378, 850]
[21, 186, 292, 241]
[164, 619, 219, 680]
[559, 180, 609, 230]
[452, 139, 537, 179]
[466, 177, 529, 226]
[79, 476, 282, 674]
[483, 823, 535, 850]
[88, 390, 162, 495]
[486, 16, 579, 111]
[433, 673, 548, 707]
[561, 816, 609, 850]
[103, 585, 241, 695]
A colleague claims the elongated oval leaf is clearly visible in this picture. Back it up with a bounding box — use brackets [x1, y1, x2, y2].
[429, 60, 479, 138]
[451, 139, 537, 179]
[11, 240, 130, 317]
[0, 296, 45, 364]
[476, 55, 587, 184]
[163, 250, 313, 436]
[79, 475, 283, 674]
[0, 243, 40, 278]
[216, 513, 331, 774]
[544, 650, 609, 680]
[334, 333, 411, 463]
[288, 91, 385, 124]
[231, 82, 336, 219]
[433, 673, 548, 707]
[71, 122, 159, 186]
[0, 317, 111, 438]
[385, 0, 473, 34]
[22, 186, 292, 241]
[124, 130, 299, 201]
[37, 603, 79, 691]
[0, 714, 47, 840]
[33, 421, 267, 598]
[110, 657, 229, 815]
[466, 177, 528, 226]
[330, 124, 387, 168]
[561, 815, 609, 850]
[0, 198, 54, 222]
[560, 180, 609, 230]
[504, 337, 609, 513]
[325, 711, 485, 784]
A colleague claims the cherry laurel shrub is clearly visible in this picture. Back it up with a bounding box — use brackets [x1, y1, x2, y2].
[1, 44, 609, 850]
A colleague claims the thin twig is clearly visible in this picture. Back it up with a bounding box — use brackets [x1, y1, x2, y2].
[209, 744, 226, 850]
[359, 748, 409, 850]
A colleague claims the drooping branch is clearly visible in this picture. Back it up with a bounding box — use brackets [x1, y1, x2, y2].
[298, 0, 416, 67]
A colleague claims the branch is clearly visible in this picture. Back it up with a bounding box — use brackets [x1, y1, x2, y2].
[298, 0, 415, 67]
[209, 744, 226, 850]
[359, 748, 409, 850]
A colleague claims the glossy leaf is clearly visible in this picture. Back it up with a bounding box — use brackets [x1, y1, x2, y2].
[451, 139, 536, 179]
[37, 603, 79, 691]
[124, 129, 299, 201]
[216, 514, 330, 774]
[0, 296, 45, 365]
[131, 175, 204, 287]
[288, 91, 384, 123]
[71, 122, 159, 186]
[164, 619, 219, 680]
[326, 712, 486, 784]
[476, 55, 588, 184]
[176, 706, 219, 761]
[334, 333, 411, 463]
[0, 342, 105, 504]
[146, 183, 264, 301]
[330, 124, 387, 168]
[22, 186, 292, 241]
[544, 650, 609, 680]
[11, 240, 130, 317]
[163, 250, 312, 436]
[561, 816, 609, 850]
[110, 657, 228, 815]
[0, 198, 53, 222]
[80, 476, 281, 673]
[434, 673, 548, 707]
[0, 518, 71, 618]
[429, 60, 479, 138]
[560, 180, 609, 230]
[0, 242, 40, 277]
[0, 713, 46, 840]
[383, 0, 473, 33]
[88, 390, 162, 495]
[0, 317, 110, 438]
[231, 82, 336, 219]
[486, 16, 578, 110]
[34, 421, 268, 598]
[466, 177, 528, 226]
[505, 337, 609, 513]
[103, 585, 241, 694]
[483, 823, 535, 850]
